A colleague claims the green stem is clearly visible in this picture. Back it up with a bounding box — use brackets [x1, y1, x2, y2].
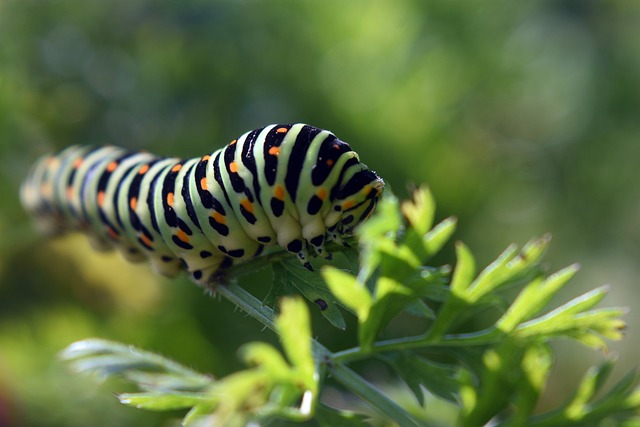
[329, 362, 422, 427]
[215, 282, 277, 331]
[212, 281, 422, 427]
[332, 329, 500, 363]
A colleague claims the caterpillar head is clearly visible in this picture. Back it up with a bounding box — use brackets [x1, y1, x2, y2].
[331, 167, 384, 236]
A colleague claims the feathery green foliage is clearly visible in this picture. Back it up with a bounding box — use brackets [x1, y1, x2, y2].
[62, 186, 638, 426]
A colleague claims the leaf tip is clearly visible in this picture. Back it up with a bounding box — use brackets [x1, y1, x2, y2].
[600, 283, 611, 292]
[117, 394, 131, 405]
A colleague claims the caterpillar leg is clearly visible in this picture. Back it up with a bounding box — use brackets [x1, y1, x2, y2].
[86, 233, 114, 252]
[302, 218, 332, 260]
[193, 256, 234, 286]
[282, 238, 313, 271]
[299, 249, 313, 271]
[149, 255, 183, 278]
[308, 234, 329, 258]
[85, 229, 148, 263]
[121, 247, 147, 263]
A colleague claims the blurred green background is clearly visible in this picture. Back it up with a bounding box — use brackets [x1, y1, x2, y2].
[1, 0, 639, 425]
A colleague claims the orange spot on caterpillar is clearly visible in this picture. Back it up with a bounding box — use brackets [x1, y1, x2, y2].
[317, 188, 327, 200]
[274, 185, 285, 201]
[139, 234, 153, 248]
[176, 229, 189, 243]
[73, 157, 83, 169]
[332, 143, 341, 150]
[342, 200, 355, 210]
[167, 192, 174, 207]
[200, 177, 208, 191]
[97, 191, 106, 206]
[130, 197, 137, 210]
[66, 187, 74, 200]
[212, 211, 226, 224]
[240, 199, 254, 213]
[171, 164, 182, 173]
[230, 139, 237, 145]
[326, 159, 334, 167]
[268, 146, 280, 156]
[202, 155, 210, 162]
[276, 127, 288, 133]
[107, 161, 118, 172]
[229, 161, 238, 173]
[106, 227, 119, 240]
[139, 164, 149, 174]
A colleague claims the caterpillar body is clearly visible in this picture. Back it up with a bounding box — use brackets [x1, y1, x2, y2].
[21, 123, 384, 284]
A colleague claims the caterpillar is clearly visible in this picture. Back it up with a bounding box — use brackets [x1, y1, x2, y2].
[21, 123, 384, 284]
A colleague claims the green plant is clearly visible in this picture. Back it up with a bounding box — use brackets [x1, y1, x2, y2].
[62, 186, 639, 426]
